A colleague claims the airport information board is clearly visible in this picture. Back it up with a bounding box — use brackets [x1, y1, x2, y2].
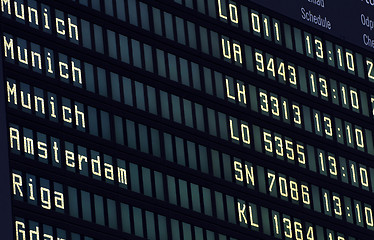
[1, 0, 374, 239]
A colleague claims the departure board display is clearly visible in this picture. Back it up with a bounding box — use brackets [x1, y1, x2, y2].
[1, 0, 374, 239]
